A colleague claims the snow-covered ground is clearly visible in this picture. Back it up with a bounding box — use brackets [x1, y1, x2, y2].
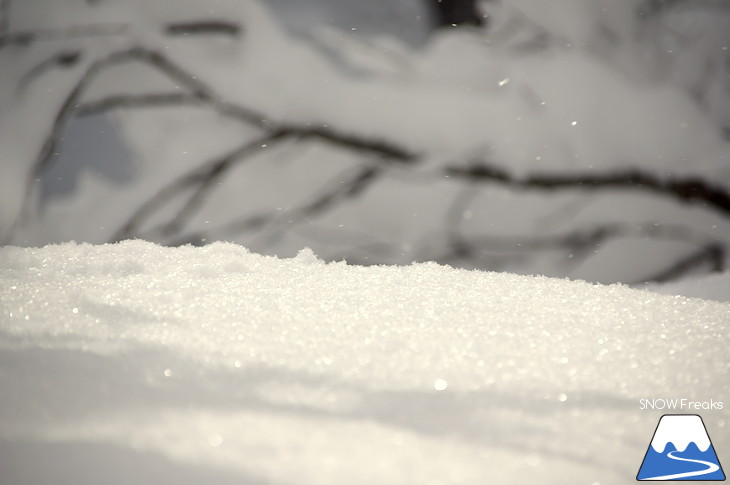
[1, 241, 727, 484]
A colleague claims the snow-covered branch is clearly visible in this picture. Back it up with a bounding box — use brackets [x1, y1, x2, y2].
[70, 46, 729, 221]
[3, 0, 729, 285]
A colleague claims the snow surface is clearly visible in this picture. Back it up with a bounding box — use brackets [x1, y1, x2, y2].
[1, 241, 728, 484]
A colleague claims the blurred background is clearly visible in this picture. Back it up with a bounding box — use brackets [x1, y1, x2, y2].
[1, 0, 729, 284]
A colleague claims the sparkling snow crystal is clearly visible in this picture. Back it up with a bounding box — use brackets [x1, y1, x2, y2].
[0, 241, 728, 484]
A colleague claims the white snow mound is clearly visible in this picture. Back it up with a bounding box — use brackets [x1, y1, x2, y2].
[0, 241, 728, 485]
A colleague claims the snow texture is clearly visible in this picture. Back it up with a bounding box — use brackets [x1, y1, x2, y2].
[0, 241, 728, 484]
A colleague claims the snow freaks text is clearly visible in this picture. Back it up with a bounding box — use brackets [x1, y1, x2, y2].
[639, 399, 724, 411]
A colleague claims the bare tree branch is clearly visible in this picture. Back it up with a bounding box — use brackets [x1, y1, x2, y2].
[84, 49, 416, 161]
[163, 162, 384, 247]
[110, 131, 289, 242]
[11, 46, 223, 233]
[80, 93, 416, 162]
[77, 93, 204, 115]
[19, 50, 82, 88]
[0, 23, 127, 49]
[641, 243, 724, 282]
[74, 47, 728, 219]
[445, 163, 730, 216]
[4, 42, 413, 244]
[434, 220, 724, 282]
[117, 47, 215, 100]
[8, 52, 107, 243]
[455, 222, 702, 255]
[165, 21, 241, 37]
[327, 231, 724, 284]
[8, 38, 727, 286]
[0, 0, 9, 38]
[6, 48, 195, 243]
[68, 46, 417, 161]
[296, 165, 381, 217]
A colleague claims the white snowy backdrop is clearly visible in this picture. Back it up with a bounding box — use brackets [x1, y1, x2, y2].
[1, 0, 729, 284]
[1, 2, 730, 484]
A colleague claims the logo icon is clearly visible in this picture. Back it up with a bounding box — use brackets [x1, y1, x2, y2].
[637, 414, 725, 481]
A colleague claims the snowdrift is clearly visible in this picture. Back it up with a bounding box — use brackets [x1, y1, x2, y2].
[0, 241, 728, 484]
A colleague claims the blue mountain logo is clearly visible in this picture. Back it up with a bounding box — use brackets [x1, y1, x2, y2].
[637, 414, 725, 481]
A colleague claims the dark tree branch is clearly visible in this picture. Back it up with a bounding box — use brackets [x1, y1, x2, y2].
[641, 243, 724, 283]
[32, 49, 161, 174]
[7, 47, 205, 243]
[0, 0, 9, 37]
[298, 165, 381, 216]
[639, 0, 688, 17]
[454, 222, 704, 256]
[3, 42, 414, 244]
[426, 0, 485, 28]
[159, 131, 292, 237]
[9, 39, 728, 286]
[23, 46, 217, 206]
[446, 164, 730, 216]
[89, 45, 730, 225]
[9, 51, 111, 243]
[165, 21, 241, 37]
[80, 94, 416, 163]
[19, 50, 82, 88]
[115, 47, 215, 100]
[253, 126, 415, 164]
[77, 93, 205, 115]
[331, 234, 725, 284]
[110, 131, 288, 242]
[165, 163, 384, 247]
[0, 23, 127, 49]
[435, 220, 724, 282]
[83, 47, 266, 127]
[73, 47, 418, 162]
[216, 165, 382, 241]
